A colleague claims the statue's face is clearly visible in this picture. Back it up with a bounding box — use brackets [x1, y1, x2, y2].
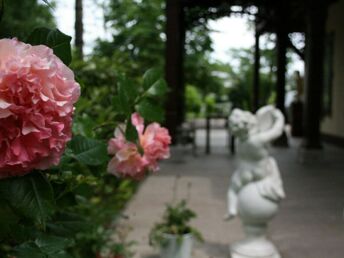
[229, 109, 257, 139]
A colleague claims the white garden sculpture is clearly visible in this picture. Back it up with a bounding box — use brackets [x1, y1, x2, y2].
[226, 105, 286, 258]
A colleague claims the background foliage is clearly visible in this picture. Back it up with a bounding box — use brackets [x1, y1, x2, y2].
[0, 0, 292, 256]
[0, 0, 55, 40]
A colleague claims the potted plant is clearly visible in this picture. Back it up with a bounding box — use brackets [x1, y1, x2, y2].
[149, 200, 203, 258]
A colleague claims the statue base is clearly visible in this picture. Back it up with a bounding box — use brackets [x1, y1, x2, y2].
[230, 237, 281, 258]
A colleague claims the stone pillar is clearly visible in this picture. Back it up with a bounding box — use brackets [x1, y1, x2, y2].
[303, 2, 327, 149]
[165, 0, 185, 141]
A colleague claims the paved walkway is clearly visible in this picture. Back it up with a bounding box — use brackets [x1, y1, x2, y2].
[121, 130, 344, 258]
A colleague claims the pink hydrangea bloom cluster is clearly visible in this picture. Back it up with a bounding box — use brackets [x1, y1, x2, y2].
[0, 39, 80, 178]
[107, 113, 171, 180]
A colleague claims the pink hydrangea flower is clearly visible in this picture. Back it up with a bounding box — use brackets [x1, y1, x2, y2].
[0, 39, 80, 178]
[107, 113, 171, 179]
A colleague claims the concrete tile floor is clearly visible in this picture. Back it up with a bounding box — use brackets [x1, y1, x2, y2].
[121, 130, 344, 258]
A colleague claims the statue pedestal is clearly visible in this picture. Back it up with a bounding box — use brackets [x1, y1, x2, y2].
[227, 106, 285, 258]
[230, 237, 281, 258]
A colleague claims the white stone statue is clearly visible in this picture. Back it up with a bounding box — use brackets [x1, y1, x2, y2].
[226, 105, 286, 258]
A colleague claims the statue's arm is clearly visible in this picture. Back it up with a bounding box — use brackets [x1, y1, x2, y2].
[225, 170, 242, 220]
[226, 188, 238, 218]
[255, 109, 285, 143]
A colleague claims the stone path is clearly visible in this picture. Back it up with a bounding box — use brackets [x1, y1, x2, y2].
[121, 130, 344, 258]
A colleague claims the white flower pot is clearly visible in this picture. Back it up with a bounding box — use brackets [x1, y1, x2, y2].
[159, 233, 193, 258]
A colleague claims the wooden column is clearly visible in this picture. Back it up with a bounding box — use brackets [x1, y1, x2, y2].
[75, 0, 84, 59]
[303, 2, 327, 148]
[274, 2, 289, 146]
[165, 0, 185, 141]
[205, 116, 211, 154]
[253, 31, 260, 112]
[276, 20, 287, 117]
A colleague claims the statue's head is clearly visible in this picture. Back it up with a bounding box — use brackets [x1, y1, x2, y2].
[229, 109, 257, 140]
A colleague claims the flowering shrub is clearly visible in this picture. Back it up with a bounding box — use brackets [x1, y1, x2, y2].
[108, 113, 171, 179]
[0, 38, 80, 177]
[0, 25, 170, 258]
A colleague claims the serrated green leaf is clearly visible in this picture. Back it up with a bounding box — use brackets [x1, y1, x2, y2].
[143, 68, 161, 90]
[68, 135, 108, 166]
[125, 118, 138, 143]
[47, 212, 89, 237]
[35, 235, 73, 255]
[136, 99, 164, 123]
[13, 236, 73, 258]
[0, 172, 54, 227]
[27, 27, 72, 65]
[13, 242, 46, 258]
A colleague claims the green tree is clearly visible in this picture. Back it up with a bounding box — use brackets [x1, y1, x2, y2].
[223, 46, 278, 110]
[185, 85, 203, 118]
[0, 0, 55, 40]
[94, 0, 165, 78]
[95, 0, 223, 97]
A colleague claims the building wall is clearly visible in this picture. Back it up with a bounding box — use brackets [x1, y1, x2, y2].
[321, 0, 344, 138]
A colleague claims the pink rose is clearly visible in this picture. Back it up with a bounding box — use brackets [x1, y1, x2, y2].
[131, 113, 171, 165]
[131, 113, 171, 171]
[107, 113, 171, 179]
[107, 128, 148, 180]
[0, 39, 80, 177]
[140, 123, 171, 171]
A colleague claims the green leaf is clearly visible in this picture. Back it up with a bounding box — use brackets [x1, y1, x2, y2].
[68, 135, 108, 166]
[0, 0, 4, 23]
[0, 172, 54, 227]
[112, 95, 122, 113]
[13, 236, 73, 258]
[27, 28, 72, 65]
[42, 0, 54, 8]
[47, 212, 89, 237]
[56, 191, 77, 208]
[8, 224, 39, 243]
[117, 76, 139, 115]
[0, 199, 19, 240]
[143, 68, 161, 90]
[147, 78, 168, 97]
[73, 183, 94, 198]
[13, 242, 46, 258]
[35, 235, 73, 255]
[136, 99, 164, 123]
[125, 118, 138, 143]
